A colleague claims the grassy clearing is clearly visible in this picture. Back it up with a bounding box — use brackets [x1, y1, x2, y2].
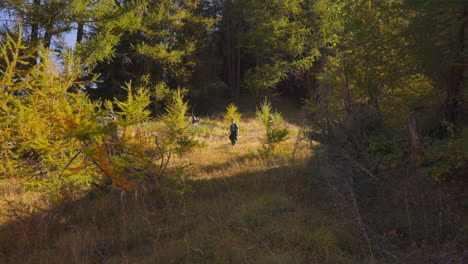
[0, 115, 383, 264]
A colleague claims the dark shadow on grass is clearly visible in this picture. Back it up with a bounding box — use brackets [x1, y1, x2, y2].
[0, 161, 315, 264]
[307, 144, 467, 264]
[198, 153, 260, 174]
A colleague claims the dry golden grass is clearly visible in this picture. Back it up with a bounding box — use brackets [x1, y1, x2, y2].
[0, 115, 384, 264]
[186, 117, 309, 180]
[0, 179, 46, 225]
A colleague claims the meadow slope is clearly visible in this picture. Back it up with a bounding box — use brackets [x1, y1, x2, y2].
[0, 116, 384, 264]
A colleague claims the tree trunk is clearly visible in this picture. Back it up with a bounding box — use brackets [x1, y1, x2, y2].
[43, 26, 52, 49]
[76, 23, 84, 44]
[230, 19, 236, 99]
[445, 7, 466, 127]
[29, 0, 41, 65]
[226, 34, 233, 97]
[409, 112, 424, 161]
[340, 50, 352, 112]
[305, 72, 314, 100]
[30, 0, 40, 43]
[235, 40, 241, 101]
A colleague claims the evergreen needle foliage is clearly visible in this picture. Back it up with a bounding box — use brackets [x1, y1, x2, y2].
[0, 0, 466, 262]
[0, 29, 194, 201]
[256, 98, 290, 154]
[224, 103, 242, 123]
[162, 90, 198, 156]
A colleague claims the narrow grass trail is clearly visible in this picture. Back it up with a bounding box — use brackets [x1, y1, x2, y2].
[0, 117, 375, 264]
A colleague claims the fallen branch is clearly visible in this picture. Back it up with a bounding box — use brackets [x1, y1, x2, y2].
[343, 150, 380, 182]
[344, 178, 375, 261]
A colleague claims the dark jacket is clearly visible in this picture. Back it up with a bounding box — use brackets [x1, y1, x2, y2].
[230, 123, 239, 134]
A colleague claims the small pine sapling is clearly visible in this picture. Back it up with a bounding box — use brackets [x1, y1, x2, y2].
[110, 81, 151, 139]
[256, 98, 290, 155]
[161, 90, 198, 156]
[224, 103, 242, 124]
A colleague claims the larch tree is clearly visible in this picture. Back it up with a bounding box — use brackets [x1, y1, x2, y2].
[90, 0, 216, 104]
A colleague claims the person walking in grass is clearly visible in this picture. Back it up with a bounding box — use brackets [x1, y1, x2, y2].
[229, 118, 239, 145]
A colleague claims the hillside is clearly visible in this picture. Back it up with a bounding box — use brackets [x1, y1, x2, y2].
[1, 114, 382, 264]
[0, 0, 466, 263]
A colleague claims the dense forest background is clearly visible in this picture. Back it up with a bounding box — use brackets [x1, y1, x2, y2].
[0, 0, 466, 263]
[1, 0, 466, 118]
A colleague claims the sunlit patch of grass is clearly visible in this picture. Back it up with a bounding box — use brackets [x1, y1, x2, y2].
[189, 120, 220, 137]
[0, 179, 45, 225]
[183, 116, 311, 182]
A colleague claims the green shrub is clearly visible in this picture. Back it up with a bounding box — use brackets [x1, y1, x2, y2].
[425, 127, 468, 181]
